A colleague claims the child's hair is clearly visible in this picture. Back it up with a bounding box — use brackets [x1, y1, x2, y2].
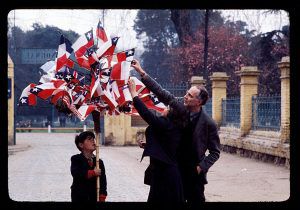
[75, 131, 95, 151]
[167, 107, 189, 129]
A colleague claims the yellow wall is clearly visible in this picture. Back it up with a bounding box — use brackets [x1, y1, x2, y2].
[8, 55, 15, 145]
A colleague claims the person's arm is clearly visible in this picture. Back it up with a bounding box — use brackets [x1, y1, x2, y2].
[99, 159, 107, 202]
[131, 59, 186, 115]
[71, 155, 90, 179]
[128, 78, 170, 128]
[198, 120, 221, 173]
[133, 96, 170, 128]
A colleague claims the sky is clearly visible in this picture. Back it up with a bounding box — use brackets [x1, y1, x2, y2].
[7, 9, 140, 52]
[7, 9, 289, 52]
[218, 10, 289, 34]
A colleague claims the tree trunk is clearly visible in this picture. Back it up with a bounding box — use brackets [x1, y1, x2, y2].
[170, 10, 192, 46]
[203, 9, 210, 81]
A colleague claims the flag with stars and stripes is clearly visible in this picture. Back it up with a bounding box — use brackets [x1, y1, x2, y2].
[109, 48, 134, 85]
[29, 80, 66, 100]
[72, 29, 94, 58]
[56, 35, 74, 71]
[96, 20, 111, 54]
[18, 83, 37, 106]
[77, 104, 98, 121]
[96, 36, 119, 62]
[140, 92, 167, 112]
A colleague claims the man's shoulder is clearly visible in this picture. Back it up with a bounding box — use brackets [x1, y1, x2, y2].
[201, 110, 217, 126]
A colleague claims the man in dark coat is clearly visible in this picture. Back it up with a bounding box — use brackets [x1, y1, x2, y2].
[128, 78, 185, 206]
[131, 59, 220, 206]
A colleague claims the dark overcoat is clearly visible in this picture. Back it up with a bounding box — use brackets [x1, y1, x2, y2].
[141, 75, 221, 184]
[70, 153, 107, 202]
[133, 96, 184, 204]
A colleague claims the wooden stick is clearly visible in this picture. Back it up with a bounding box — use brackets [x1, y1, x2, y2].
[95, 131, 100, 202]
[92, 111, 101, 202]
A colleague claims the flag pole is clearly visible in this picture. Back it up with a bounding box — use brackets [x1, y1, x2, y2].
[92, 110, 101, 202]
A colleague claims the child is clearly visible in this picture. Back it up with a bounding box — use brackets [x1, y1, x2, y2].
[70, 131, 107, 202]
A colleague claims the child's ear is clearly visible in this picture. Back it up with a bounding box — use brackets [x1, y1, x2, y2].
[79, 142, 84, 150]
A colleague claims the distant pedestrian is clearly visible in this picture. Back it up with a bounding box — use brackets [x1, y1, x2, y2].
[70, 131, 107, 203]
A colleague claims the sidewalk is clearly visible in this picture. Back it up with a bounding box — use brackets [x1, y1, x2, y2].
[8, 143, 31, 155]
[8, 133, 290, 202]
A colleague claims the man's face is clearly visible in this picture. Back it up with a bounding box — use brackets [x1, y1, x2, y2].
[183, 86, 201, 109]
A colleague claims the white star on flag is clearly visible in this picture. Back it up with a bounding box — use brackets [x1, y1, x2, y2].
[32, 87, 39, 92]
[21, 98, 27, 103]
[65, 75, 72, 80]
[127, 49, 134, 56]
[86, 32, 92, 40]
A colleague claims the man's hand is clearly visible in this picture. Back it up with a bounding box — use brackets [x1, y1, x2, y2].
[196, 165, 202, 175]
[137, 140, 146, 149]
[131, 59, 146, 76]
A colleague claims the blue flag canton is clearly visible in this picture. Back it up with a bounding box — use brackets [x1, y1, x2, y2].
[125, 48, 135, 57]
[19, 96, 29, 105]
[85, 30, 93, 41]
[150, 94, 160, 105]
[30, 86, 43, 95]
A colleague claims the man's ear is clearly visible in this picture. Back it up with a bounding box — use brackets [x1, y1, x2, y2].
[197, 99, 202, 106]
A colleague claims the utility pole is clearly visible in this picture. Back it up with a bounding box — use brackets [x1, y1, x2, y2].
[102, 9, 105, 28]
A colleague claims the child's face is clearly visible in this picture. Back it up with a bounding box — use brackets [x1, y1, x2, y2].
[80, 136, 96, 152]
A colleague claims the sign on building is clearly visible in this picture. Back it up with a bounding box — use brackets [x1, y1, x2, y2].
[20, 48, 57, 64]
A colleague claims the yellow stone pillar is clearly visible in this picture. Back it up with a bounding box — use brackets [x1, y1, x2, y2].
[209, 72, 229, 127]
[8, 55, 15, 145]
[104, 113, 132, 145]
[191, 76, 206, 87]
[236, 66, 260, 136]
[278, 56, 290, 143]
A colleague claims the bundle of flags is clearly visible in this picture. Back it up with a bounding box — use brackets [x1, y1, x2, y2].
[18, 20, 166, 121]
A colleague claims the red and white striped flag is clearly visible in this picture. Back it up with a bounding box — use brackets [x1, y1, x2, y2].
[111, 48, 135, 66]
[140, 93, 167, 112]
[30, 80, 66, 100]
[18, 83, 37, 106]
[109, 49, 134, 86]
[96, 20, 109, 48]
[77, 104, 98, 121]
[56, 35, 74, 71]
[99, 85, 118, 110]
[96, 36, 119, 63]
[50, 88, 70, 105]
[72, 30, 94, 58]
[117, 84, 132, 106]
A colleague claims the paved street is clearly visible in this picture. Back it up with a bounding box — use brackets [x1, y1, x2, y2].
[8, 133, 290, 202]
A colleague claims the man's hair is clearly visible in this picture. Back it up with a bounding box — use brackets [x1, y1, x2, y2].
[195, 85, 209, 105]
[75, 131, 95, 151]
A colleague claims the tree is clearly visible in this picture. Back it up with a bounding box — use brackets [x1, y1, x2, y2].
[170, 10, 193, 46]
[167, 23, 251, 95]
[247, 27, 289, 95]
[134, 10, 178, 84]
[133, 9, 289, 96]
